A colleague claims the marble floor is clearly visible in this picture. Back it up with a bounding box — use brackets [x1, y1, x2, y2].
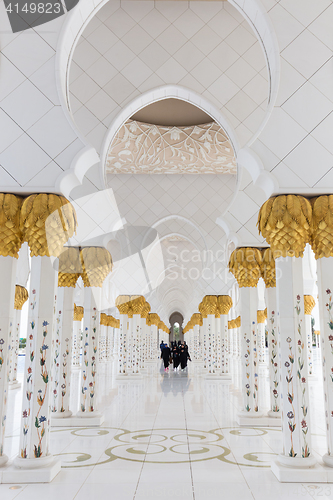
[1, 349, 331, 500]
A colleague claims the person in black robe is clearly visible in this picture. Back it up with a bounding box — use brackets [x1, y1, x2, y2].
[179, 343, 191, 370]
[172, 344, 180, 371]
[161, 343, 171, 371]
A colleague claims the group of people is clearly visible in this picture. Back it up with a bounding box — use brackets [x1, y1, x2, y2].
[160, 340, 191, 372]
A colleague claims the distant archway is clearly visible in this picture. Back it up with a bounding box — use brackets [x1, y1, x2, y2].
[169, 312, 184, 343]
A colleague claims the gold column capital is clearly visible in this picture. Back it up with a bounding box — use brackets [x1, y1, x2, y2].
[100, 313, 107, 326]
[0, 194, 23, 258]
[202, 295, 218, 315]
[149, 313, 160, 326]
[304, 295, 315, 315]
[261, 248, 276, 288]
[21, 194, 77, 257]
[228, 247, 262, 287]
[217, 295, 233, 315]
[141, 302, 151, 319]
[257, 310, 266, 324]
[116, 295, 130, 315]
[235, 316, 241, 328]
[198, 301, 207, 319]
[58, 247, 81, 287]
[311, 195, 333, 259]
[73, 304, 84, 321]
[129, 296, 146, 315]
[80, 247, 112, 287]
[191, 313, 203, 326]
[14, 285, 28, 310]
[257, 195, 312, 258]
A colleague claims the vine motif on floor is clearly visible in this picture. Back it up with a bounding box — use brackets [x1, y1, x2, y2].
[295, 294, 309, 458]
[34, 320, 49, 458]
[270, 311, 279, 412]
[285, 335, 296, 457]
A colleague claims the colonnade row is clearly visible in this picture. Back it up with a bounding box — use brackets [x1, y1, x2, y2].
[224, 194, 333, 481]
[0, 193, 114, 481]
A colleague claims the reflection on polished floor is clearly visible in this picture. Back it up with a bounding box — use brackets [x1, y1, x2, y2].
[1, 350, 329, 500]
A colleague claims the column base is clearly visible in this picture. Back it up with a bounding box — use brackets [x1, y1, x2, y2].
[121, 373, 142, 380]
[0, 454, 9, 467]
[205, 373, 232, 381]
[237, 410, 269, 426]
[52, 410, 73, 418]
[322, 453, 333, 468]
[267, 410, 281, 418]
[71, 365, 81, 371]
[1, 456, 61, 483]
[71, 411, 104, 427]
[9, 381, 21, 390]
[271, 456, 328, 483]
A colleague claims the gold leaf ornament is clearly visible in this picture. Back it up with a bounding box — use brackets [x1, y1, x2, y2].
[80, 247, 112, 287]
[217, 295, 233, 315]
[0, 194, 23, 258]
[14, 285, 29, 310]
[311, 195, 333, 259]
[228, 247, 262, 287]
[20, 194, 77, 257]
[73, 304, 84, 321]
[260, 248, 276, 288]
[257, 195, 312, 258]
[58, 247, 82, 287]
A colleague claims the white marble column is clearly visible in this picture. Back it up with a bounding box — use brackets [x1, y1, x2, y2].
[127, 297, 145, 375]
[99, 313, 107, 363]
[266, 286, 281, 417]
[17, 256, 58, 466]
[116, 298, 130, 375]
[239, 286, 261, 419]
[312, 202, 333, 468]
[51, 285, 75, 420]
[304, 295, 315, 376]
[192, 316, 202, 363]
[273, 255, 316, 472]
[257, 310, 266, 364]
[9, 286, 29, 390]
[72, 305, 83, 369]
[0, 256, 17, 466]
[258, 194, 318, 480]
[149, 314, 159, 361]
[77, 286, 103, 423]
[217, 295, 233, 377]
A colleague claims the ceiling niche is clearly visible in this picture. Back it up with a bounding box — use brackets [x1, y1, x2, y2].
[106, 98, 237, 175]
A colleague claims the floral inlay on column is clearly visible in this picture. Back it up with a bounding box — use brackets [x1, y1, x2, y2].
[270, 311, 279, 412]
[258, 194, 316, 469]
[17, 193, 77, 465]
[34, 320, 49, 458]
[229, 247, 262, 416]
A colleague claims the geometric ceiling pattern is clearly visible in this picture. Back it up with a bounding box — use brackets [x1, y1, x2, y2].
[69, 1, 269, 152]
[104, 172, 236, 320]
[106, 120, 237, 174]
